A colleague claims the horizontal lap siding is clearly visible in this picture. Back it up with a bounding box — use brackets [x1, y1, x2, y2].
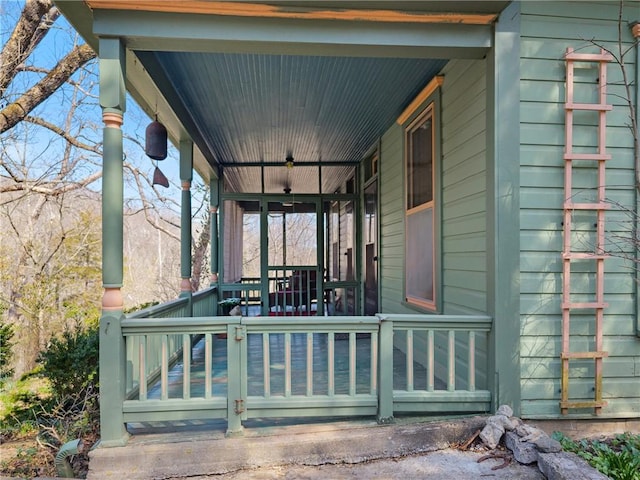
[379, 59, 488, 315]
[519, 1, 639, 419]
[441, 59, 487, 315]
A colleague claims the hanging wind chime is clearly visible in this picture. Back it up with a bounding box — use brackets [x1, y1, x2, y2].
[145, 116, 169, 187]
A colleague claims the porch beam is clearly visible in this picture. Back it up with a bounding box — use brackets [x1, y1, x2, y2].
[220, 161, 357, 168]
[87, 1, 498, 25]
[486, 2, 521, 415]
[92, 10, 492, 59]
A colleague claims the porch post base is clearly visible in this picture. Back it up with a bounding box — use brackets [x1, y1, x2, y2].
[225, 425, 245, 438]
[95, 432, 130, 448]
[377, 415, 395, 425]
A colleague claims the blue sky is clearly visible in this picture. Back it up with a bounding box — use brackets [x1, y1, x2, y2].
[2, 1, 184, 206]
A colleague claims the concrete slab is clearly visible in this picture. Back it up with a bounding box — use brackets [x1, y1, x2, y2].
[87, 416, 545, 480]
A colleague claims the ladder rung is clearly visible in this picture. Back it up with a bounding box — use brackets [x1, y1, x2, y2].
[560, 400, 608, 409]
[565, 103, 612, 111]
[564, 153, 611, 161]
[562, 302, 609, 309]
[564, 202, 611, 210]
[563, 253, 609, 260]
[561, 351, 608, 360]
[564, 51, 614, 62]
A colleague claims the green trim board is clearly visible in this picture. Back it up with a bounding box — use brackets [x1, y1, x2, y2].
[486, 1, 521, 415]
[91, 9, 493, 58]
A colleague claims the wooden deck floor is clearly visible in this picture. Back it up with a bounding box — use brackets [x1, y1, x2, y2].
[146, 333, 442, 402]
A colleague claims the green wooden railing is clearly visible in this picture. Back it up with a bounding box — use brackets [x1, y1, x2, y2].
[380, 314, 492, 417]
[119, 309, 492, 433]
[124, 287, 217, 399]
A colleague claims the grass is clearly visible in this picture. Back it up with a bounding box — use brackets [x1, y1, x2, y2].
[553, 431, 640, 480]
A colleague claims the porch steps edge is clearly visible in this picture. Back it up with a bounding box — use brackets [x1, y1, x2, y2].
[87, 416, 486, 479]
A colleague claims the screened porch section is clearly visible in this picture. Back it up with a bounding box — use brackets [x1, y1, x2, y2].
[219, 168, 360, 318]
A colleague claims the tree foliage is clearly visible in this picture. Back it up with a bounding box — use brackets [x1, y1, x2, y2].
[0, 321, 15, 381]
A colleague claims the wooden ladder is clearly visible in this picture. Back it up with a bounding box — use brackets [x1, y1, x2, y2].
[561, 48, 613, 415]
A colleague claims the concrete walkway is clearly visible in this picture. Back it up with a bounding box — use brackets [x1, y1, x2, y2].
[87, 416, 545, 479]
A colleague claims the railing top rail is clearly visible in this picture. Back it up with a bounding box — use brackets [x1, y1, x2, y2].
[378, 314, 492, 331]
[266, 265, 318, 271]
[126, 297, 189, 319]
[192, 286, 217, 300]
[243, 315, 379, 332]
[122, 316, 240, 334]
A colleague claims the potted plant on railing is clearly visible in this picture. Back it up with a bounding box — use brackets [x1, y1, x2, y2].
[218, 297, 242, 316]
[217, 297, 241, 339]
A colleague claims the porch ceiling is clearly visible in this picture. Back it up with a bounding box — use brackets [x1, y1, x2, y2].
[139, 51, 447, 193]
[55, 0, 509, 192]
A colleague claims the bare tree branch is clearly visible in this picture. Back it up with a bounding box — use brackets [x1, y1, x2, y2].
[0, 43, 96, 133]
[23, 115, 101, 154]
[0, 0, 58, 97]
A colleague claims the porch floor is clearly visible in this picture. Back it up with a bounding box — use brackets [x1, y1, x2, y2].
[143, 332, 443, 403]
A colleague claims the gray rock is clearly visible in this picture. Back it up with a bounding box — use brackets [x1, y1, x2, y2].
[505, 432, 538, 465]
[480, 419, 505, 449]
[496, 404, 513, 417]
[532, 435, 562, 453]
[538, 452, 609, 480]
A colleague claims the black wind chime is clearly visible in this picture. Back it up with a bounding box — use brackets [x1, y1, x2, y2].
[145, 116, 169, 187]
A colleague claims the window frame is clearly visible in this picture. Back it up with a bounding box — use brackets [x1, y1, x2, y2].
[401, 78, 442, 312]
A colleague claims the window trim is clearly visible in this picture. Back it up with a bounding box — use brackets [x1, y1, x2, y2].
[401, 78, 442, 312]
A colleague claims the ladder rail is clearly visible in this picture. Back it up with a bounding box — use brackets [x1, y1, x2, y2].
[560, 47, 612, 415]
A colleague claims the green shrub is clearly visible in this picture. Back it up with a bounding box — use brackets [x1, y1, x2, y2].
[0, 321, 15, 383]
[553, 431, 640, 480]
[0, 373, 50, 439]
[37, 325, 98, 400]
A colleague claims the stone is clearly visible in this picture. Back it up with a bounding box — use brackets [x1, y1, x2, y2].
[518, 425, 546, 443]
[505, 431, 538, 465]
[537, 452, 609, 480]
[532, 435, 562, 453]
[496, 404, 513, 417]
[480, 418, 505, 449]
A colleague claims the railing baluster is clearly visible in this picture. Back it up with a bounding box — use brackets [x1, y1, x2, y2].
[406, 329, 414, 392]
[427, 330, 434, 392]
[183, 334, 191, 400]
[285, 332, 291, 397]
[447, 330, 455, 392]
[468, 331, 476, 392]
[370, 331, 378, 395]
[263, 333, 271, 398]
[306, 332, 313, 396]
[204, 333, 212, 399]
[349, 332, 356, 396]
[161, 335, 168, 400]
[328, 332, 335, 396]
[139, 336, 147, 400]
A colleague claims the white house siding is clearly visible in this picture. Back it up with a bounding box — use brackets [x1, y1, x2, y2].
[519, 1, 639, 418]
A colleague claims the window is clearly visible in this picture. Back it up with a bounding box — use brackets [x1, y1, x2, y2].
[405, 105, 435, 309]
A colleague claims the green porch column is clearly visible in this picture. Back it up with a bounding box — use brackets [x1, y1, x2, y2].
[210, 178, 219, 288]
[98, 37, 128, 446]
[180, 140, 193, 301]
[486, 2, 521, 415]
